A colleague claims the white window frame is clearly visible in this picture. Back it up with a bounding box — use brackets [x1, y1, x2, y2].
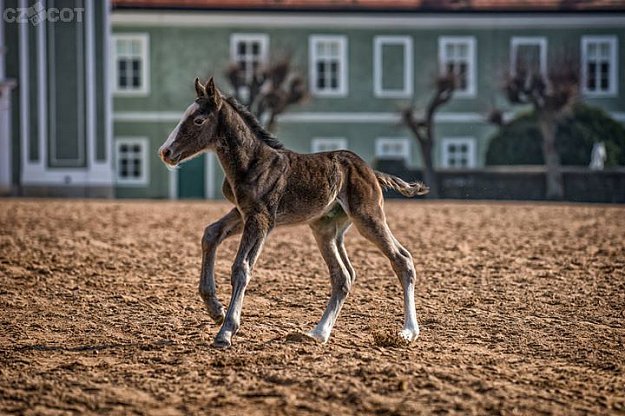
[441, 137, 477, 169]
[311, 137, 348, 153]
[374, 36, 413, 98]
[375, 138, 411, 162]
[438, 36, 477, 98]
[581, 35, 618, 97]
[115, 137, 149, 186]
[510, 36, 548, 78]
[309, 35, 348, 97]
[230, 33, 269, 82]
[112, 33, 150, 96]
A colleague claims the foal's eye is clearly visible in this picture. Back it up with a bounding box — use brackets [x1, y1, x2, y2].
[193, 117, 206, 126]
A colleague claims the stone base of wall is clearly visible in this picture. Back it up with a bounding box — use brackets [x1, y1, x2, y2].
[375, 160, 625, 203]
[19, 185, 115, 199]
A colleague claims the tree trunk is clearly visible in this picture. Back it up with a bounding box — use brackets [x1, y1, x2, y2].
[419, 140, 439, 198]
[265, 111, 278, 133]
[538, 115, 564, 200]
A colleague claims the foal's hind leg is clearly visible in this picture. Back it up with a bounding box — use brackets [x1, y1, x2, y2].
[308, 212, 353, 343]
[199, 208, 243, 323]
[349, 203, 420, 341]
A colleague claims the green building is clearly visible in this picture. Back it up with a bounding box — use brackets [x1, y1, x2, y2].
[2, 1, 624, 198]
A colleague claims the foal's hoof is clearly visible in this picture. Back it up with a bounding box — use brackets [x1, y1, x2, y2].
[201, 295, 226, 324]
[213, 330, 233, 349]
[400, 327, 420, 342]
[213, 335, 232, 349]
[305, 329, 330, 344]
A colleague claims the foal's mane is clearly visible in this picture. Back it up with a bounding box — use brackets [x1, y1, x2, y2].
[223, 96, 284, 150]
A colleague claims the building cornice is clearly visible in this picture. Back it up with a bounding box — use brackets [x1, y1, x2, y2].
[111, 11, 625, 28]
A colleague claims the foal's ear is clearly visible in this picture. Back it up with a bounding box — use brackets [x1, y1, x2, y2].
[205, 77, 216, 97]
[204, 77, 222, 108]
[194, 77, 206, 97]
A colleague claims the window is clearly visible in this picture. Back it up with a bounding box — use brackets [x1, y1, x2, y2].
[311, 138, 347, 153]
[581, 36, 618, 96]
[309, 35, 348, 96]
[115, 138, 149, 185]
[375, 138, 410, 161]
[112, 34, 149, 95]
[230, 33, 269, 83]
[441, 137, 476, 169]
[510, 37, 547, 79]
[438, 36, 476, 97]
[374, 36, 413, 98]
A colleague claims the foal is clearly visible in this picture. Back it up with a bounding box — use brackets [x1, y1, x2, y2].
[160, 78, 428, 348]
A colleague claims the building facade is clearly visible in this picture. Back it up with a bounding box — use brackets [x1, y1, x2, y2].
[3, 0, 113, 197]
[2, 1, 624, 198]
[110, 4, 625, 199]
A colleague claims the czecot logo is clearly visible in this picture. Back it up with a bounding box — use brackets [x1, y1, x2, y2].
[3, 1, 84, 25]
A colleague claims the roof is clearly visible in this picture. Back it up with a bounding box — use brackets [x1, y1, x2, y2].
[112, 0, 625, 12]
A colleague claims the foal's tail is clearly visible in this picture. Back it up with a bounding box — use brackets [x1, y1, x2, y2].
[374, 171, 429, 197]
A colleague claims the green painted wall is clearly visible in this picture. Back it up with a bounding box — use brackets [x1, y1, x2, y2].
[112, 15, 625, 199]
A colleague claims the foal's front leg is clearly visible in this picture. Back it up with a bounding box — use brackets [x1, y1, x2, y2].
[213, 212, 272, 348]
[199, 209, 243, 323]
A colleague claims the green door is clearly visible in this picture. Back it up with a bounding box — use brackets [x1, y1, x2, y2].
[178, 155, 205, 199]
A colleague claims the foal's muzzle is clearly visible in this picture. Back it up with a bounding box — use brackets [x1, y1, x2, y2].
[159, 146, 179, 166]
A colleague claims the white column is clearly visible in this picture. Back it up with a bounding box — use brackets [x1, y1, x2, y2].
[0, 0, 15, 194]
[87, 0, 114, 185]
[205, 153, 215, 199]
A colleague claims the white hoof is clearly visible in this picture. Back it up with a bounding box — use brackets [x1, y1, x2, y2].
[306, 329, 330, 344]
[400, 326, 420, 342]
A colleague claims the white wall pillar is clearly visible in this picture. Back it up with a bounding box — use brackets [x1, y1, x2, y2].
[0, 0, 17, 194]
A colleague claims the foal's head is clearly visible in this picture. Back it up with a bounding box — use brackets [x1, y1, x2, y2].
[159, 77, 223, 167]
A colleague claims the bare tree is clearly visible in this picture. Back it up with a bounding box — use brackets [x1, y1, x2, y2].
[501, 60, 579, 200]
[225, 58, 307, 133]
[400, 73, 456, 198]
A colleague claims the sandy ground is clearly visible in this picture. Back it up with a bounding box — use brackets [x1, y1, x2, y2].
[0, 199, 624, 415]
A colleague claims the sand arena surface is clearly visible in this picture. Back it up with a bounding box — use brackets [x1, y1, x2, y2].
[0, 199, 624, 415]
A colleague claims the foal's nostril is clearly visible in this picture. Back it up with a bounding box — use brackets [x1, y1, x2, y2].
[160, 148, 171, 160]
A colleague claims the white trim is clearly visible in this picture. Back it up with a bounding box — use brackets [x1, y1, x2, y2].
[111, 33, 150, 96]
[103, 0, 113, 164]
[21, 167, 115, 186]
[204, 152, 215, 199]
[38, 1, 47, 168]
[441, 137, 477, 169]
[114, 111, 489, 123]
[114, 110, 625, 125]
[311, 137, 348, 153]
[169, 168, 178, 200]
[112, 12, 625, 29]
[19, 0, 30, 171]
[86, 0, 96, 167]
[373, 36, 413, 98]
[510, 36, 547, 78]
[581, 35, 618, 97]
[114, 137, 149, 186]
[309, 35, 348, 97]
[375, 137, 411, 161]
[438, 36, 477, 98]
[230, 33, 269, 81]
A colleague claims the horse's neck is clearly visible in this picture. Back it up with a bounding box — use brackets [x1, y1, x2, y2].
[214, 109, 271, 183]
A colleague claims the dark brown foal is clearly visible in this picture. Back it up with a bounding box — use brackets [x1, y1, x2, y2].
[159, 77, 428, 348]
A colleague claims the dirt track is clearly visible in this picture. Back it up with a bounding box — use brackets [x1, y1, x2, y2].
[0, 199, 624, 415]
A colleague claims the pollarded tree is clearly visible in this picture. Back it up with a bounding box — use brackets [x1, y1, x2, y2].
[400, 73, 456, 198]
[225, 57, 307, 133]
[502, 60, 579, 200]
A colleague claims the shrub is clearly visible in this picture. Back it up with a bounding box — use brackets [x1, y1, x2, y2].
[486, 104, 625, 166]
